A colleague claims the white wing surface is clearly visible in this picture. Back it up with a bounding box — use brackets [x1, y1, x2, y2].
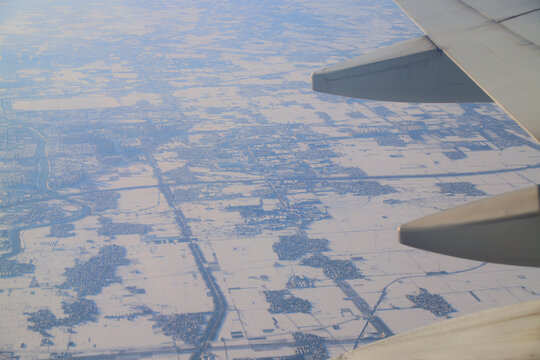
[313, 0, 540, 142]
[394, 0, 540, 142]
[334, 299, 540, 360]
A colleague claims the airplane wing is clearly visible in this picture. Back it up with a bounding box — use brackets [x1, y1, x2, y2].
[393, 0, 540, 142]
[312, 3, 540, 359]
[399, 185, 540, 267]
[312, 0, 540, 142]
[312, 0, 540, 268]
[334, 299, 540, 360]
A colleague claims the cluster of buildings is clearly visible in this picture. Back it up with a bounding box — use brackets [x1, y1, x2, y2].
[286, 275, 315, 289]
[26, 308, 58, 337]
[322, 259, 362, 280]
[293, 332, 329, 360]
[406, 288, 457, 317]
[264, 290, 312, 314]
[97, 217, 151, 237]
[48, 223, 75, 238]
[272, 234, 329, 260]
[436, 182, 486, 196]
[82, 191, 119, 212]
[12, 204, 64, 226]
[0, 259, 35, 278]
[152, 312, 210, 345]
[49, 171, 88, 190]
[301, 254, 362, 280]
[0, 124, 39, 192]
[62, 245, 129, 297]
[328, 180, 396, 197]
[26, 298, 98, 342]
[228, 201, 329, 233]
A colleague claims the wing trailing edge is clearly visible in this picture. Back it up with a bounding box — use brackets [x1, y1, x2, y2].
[311, 36, 492, 103]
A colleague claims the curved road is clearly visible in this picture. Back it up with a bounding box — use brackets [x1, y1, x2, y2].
[353, 262, 487, 349]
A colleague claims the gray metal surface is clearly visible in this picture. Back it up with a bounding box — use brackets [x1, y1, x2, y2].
[312, 36, 492, 103]
[504, 11, 540, 47]
[399, 186, 540, 267]
[394, 0, 540, 142]
[463, 0, 540, 21]
[333, 299, 540, 360]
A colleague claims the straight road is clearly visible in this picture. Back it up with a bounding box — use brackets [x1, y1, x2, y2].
[141, 143, 226, 360]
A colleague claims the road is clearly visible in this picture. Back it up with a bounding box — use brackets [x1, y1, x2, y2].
[141, 143, 226, 360]
[352, 262, 487, 349]
[3, 162, 539, 210]
[63, 337, 363, 359]
[335, 280, 393, 341]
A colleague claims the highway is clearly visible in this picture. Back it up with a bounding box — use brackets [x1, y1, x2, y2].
[62, 337, 363, 359]
[3, 162, 539, 210]
[142, 143, 226, 360]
